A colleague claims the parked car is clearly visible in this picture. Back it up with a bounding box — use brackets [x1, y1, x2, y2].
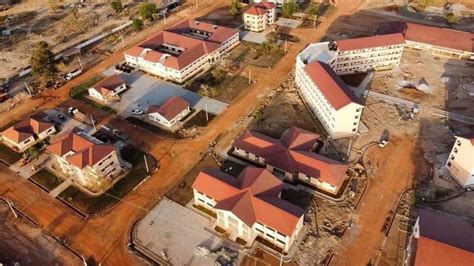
[131, 109, 144, 115]
[379, 139, 389, 148]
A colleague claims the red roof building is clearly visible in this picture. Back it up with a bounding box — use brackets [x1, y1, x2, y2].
[88, 75, 127, 102]
[336, 33, 405, 52]
[192, 167, 305, 252]
[407, 209, 474, 266]
[147, 96, 191, 127]
[233, 127, 347, 194]
[124, 20, 239, 83]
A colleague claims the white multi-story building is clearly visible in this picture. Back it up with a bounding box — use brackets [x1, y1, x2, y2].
[380, 21, 474, 60]
[1, 112, 56, 152]
[47, 132, 125, 188]
[243, 2, 276, 32]
[124, 20, 239, 83]
[445, 134, 474, 187]
[333, 33, 405, 74]
[192, 167, 305, 252]
[295, 33, 406, 138]
[243, 0, 304, 7]
[295, 60, 364, 138]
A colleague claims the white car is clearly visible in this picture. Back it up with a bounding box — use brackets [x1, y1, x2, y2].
[379, 139, 389, 148]
[131, 109, 144, 115]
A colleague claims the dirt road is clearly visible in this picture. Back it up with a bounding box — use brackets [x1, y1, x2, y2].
[0, 0, 369, 264]
[331, 136, 415, 266]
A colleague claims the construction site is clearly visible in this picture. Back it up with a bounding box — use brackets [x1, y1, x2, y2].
[0, 0, 473, 265]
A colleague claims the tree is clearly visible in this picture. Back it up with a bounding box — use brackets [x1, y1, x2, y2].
[229, 0, 241, 18]
[281, 0, 299, 18]
[445, 13, 460, 25]
[30, 41, 57, 84]
[139, 2, 157, 21]
[132, 18, 144, 31]
[308, 4, 320, 18]
[111, 0, 123, 14]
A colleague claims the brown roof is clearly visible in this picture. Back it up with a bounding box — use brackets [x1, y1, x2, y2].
[192, 167, 304, 236]
[233, 127, 347, 187]
[91, 75, 125, 97]
[417, 209, 474, 252]
[304, 61, 361, 110]
[47, 132, 116, 169]
[414, 237, 473, 266]
[244, 6, 267, 16]
[147, 96, 190, 121]
[336, 33, 405, 51]
[380, 21, 474, 53]
[125, 20, 239, 70]
[255, 2, 276, 9]
[1, 112, 54, 143]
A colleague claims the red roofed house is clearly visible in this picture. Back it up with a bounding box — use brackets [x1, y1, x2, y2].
[88, 75, 127, 103]
[295, 60, 364, 138]
[380, 21, 474, 60]
[147, 96, 191, 128]
[232, 127, 348, 195]
[243, 2, 276, 32]
[192, 167, 305, 252]
[333, 33, 405, 74]
[124, 20, 239, 83]
[445, 134, 474, 187]
[404, 209, 474, 266]
[47, 131, 124, 188]
[1, 112, 56, 152]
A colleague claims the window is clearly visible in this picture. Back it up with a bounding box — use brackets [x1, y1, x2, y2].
[447, 162, 452, 167]
[454, 148, 458, 153]
[255, 227, 264, 233]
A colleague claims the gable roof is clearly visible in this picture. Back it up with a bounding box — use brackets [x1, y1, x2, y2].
[47, 132, 116, 169]
[192, 167, 304, 236]
[91, 75, 125, 97]
[125, 20, 238, 70]
[415, 209, 474, 265]
[233, 127, 347, 187]
[1, 112, 54, 143]
[147, 96, 190, 121]
[380, 21, 474, 53]
[336, 33, 405, 51]
[244, 2, 276, 16]
[304, 61, 361, 110]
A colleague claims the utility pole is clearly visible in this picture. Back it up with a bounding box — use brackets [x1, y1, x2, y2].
[313, 197, 320, 235]
[248, 68, 252, 84]
[144, 154, 150, 174]
[24, 82, 32, 96]
[90, 115, 96, 130]
[205, 104, 209, 122]
[195, 0, 198, 10]
[313, 15, 317, 29]
[120, 34, 125, 48]
[77, 56, 83, 71]
[163, 12, 167, 25]
[284, 39, 288, 53]
[5, 199, 18, 219]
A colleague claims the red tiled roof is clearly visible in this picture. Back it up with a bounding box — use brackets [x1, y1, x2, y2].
[192, 167, 304, 236]
[91, 75, 125, 97]
[1, 112, 54, 143]
[415, 237, 474, 266]
[147, 96, 190, 121]
[256, 2, 276, 9]
[47, 132, 116, 169]
[233, 127, 347, 187]
[125, 20, 239, 70]
[244, 6, 267, 16]
[304, 61, 361, 110]
[380, 21, 474, 53]
[336, 33, 405, 51]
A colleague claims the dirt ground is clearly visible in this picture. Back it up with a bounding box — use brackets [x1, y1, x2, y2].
[0, 0, 131, 79]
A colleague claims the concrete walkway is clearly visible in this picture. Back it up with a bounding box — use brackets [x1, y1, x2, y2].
[49, 179, 72, 198]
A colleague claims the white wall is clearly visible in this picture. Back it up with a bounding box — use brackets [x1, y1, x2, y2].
[446, 136, 474, 187]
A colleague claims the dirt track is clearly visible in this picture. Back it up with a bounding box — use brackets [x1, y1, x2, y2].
[331, 136, 415, 265]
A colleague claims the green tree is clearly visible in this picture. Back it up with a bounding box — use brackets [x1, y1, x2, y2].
[229, 0, 241, 18]
[132, 18, 144, 31]
[281, 0, 299, 18]
[308, 4, 320, 18]
[445, 13, 460, 25]
[111, 0, 123, 13]
[139, 2, 157, 21]
[30, 41, 57, 84]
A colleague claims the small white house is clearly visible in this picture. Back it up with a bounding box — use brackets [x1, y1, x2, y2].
[88, 75, 127, 103]
[147, 96, 191, 128]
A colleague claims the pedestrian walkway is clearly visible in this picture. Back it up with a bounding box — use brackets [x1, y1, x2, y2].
[49, 178, 72, 198]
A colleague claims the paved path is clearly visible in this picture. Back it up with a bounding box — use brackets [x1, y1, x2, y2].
[49, 179, 72, 198]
